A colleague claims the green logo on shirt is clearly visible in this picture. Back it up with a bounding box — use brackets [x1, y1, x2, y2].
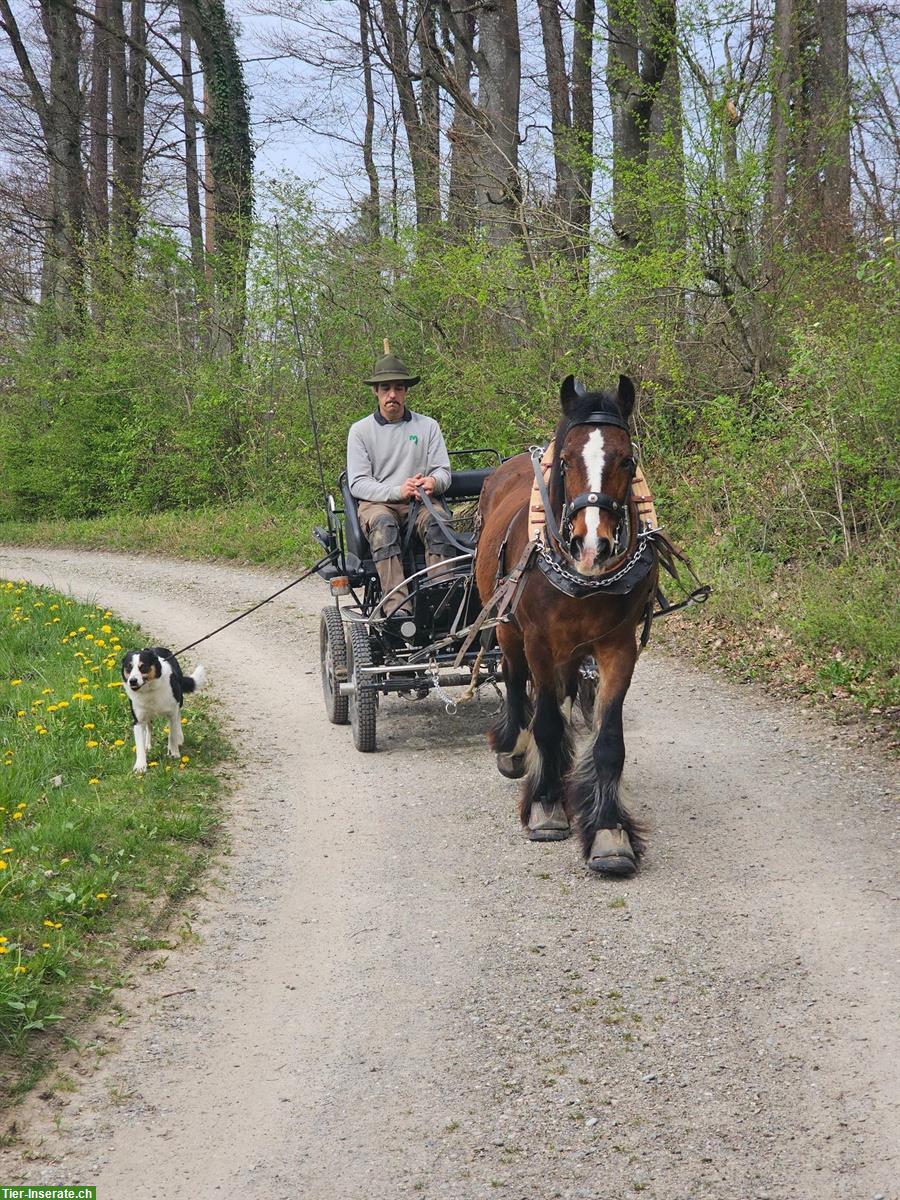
[409, 434, 419, 444]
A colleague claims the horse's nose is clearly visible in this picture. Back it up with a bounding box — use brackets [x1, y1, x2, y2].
[594, 537, 612, 564]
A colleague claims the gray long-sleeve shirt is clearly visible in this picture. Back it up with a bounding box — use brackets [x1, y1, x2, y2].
[347, 408, 452, 502]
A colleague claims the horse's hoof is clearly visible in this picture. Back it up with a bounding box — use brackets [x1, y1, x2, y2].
[497, 752, 526, 779]
[587, 826, 636, 876]
[527, 801, 571, 841]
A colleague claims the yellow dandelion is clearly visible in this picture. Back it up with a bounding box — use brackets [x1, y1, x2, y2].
[88, 777, 100, 785]
[113, 739, 125, 746]
[181, 755, 190, 764]
[0, 947, 7, 955]
[148, 760, 158, 768]
[95, 892, 108, 901]
[86, 740, 99, 748]
[0, 935, 6, 942]
[43, 920, 55, 927]
[0, 861, 6, 870]
[41, 943, 51, 949]
[83, 723, 95, 730]
[100, 624, 112, 633]
[41, 687, 52, 695]
[16, 803, 26, 810]
[10, 679, 22, 686]
[12, 812, 23, 821]
[14, 965, 27, 974]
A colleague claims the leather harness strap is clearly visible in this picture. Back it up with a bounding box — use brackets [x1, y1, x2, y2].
[451, 538, 539, 669]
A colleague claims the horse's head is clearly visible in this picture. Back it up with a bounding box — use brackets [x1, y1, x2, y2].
[552, 374, 637, 576]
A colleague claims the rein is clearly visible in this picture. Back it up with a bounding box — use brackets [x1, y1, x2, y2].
[173, 552, 337, 657]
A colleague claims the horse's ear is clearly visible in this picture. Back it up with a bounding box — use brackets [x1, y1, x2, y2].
[560, 374, 580, 413]
[617, 375, 635, 420]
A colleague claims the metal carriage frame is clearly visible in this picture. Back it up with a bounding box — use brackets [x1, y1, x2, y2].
[313, 451, 503, 752]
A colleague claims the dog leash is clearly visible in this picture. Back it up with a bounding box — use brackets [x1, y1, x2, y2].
[173, 552, 337, 656]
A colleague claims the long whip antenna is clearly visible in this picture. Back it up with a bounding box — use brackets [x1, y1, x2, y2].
[275, 218, 329, 507]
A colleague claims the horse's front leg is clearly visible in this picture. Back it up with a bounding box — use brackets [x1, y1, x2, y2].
[567, 633, 645, 876]
[489, 623, 532, 779]
[520, 637, 573, 841]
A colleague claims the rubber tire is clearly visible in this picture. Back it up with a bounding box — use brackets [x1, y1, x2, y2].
[347, 620, 378, 752]
[320, 607, 349, 725]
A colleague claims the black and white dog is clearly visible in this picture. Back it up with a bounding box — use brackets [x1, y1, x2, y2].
[121, 648, 206, 774]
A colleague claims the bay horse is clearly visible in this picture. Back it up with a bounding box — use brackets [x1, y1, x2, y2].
[475, 374, 657, 876]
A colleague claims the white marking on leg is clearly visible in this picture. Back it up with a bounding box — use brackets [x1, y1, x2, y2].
[512, 727, 533, 757]
[133, 723, 149, 773]
[167, 708, 183, 757]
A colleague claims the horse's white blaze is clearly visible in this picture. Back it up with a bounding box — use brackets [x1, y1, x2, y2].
[580, 428, 607, 560]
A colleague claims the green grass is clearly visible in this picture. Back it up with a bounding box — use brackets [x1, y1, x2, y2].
[0, 578, 228, 1100]
[0, 501, 319, 567]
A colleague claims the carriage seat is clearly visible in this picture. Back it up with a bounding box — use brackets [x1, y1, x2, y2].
[340, 467, 493, 562]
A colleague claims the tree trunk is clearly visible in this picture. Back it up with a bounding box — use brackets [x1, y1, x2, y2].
[445, 0, 477, 234]
[40, 0, 86, 317]
[179, 8, 205, 279]
[473, 0, 521, 245]
[88, 0, 110, 237]
[108, 0, 145, 247]
[607, 0, 675, 251]
[570, 0, 595, 259]
[358, 0, 380, 240]
[537, 0, 594, 260]
[379, 0, 439, 229]
[767, 0, 852, 255]
[814, 0, 851, 248]
[182, 0, 254, 357]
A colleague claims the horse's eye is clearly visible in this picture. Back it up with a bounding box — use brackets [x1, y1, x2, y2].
[622, 457, 636, 472]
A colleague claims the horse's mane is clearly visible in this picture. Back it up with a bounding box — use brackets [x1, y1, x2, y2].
[548, 389, 625, 512]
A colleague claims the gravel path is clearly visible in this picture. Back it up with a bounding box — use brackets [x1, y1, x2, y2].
[0, 547, 897, 1200]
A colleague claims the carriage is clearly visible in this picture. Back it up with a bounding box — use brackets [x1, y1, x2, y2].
[313, 450, 503, 752]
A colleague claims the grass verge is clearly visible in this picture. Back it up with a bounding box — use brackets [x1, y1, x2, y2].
[0, 501, 318, 567]
[0, 578, 228, 1103]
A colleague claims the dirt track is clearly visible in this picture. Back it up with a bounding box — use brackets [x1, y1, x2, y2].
[0, 546, 897, 1200]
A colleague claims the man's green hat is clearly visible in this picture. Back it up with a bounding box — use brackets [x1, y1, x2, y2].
[363, 347, 420, 387]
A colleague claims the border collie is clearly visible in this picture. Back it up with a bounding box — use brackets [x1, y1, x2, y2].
[121, 648, 206, 774]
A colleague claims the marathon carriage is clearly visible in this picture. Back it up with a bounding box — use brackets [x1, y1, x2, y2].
[313, 451, 503, 752]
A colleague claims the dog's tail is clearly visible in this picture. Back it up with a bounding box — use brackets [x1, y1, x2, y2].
[183, 664, 206, 694]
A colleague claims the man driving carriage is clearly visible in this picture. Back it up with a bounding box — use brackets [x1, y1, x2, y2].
[347, 349, 456, 615]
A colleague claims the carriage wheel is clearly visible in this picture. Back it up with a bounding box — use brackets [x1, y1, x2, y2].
[320, 607, 349, 725]
[347, 619, 378, 752]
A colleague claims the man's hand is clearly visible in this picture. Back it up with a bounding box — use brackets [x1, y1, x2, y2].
[401, 474, 436, 500]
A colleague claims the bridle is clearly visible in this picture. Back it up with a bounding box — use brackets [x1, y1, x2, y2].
[556, 411, 637, 561]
